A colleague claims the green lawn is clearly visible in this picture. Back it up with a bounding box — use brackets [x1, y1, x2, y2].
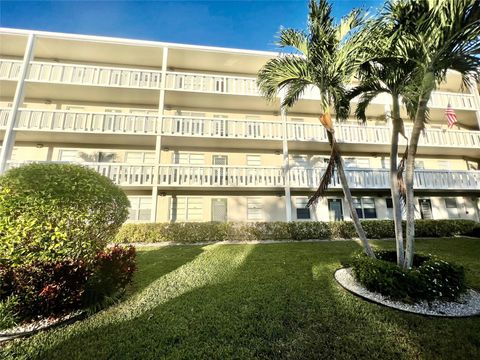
[3, 238, 480, 359]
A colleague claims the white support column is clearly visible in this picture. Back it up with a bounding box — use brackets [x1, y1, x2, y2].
[281, 105, 292, 222]
[151, 47, 169, 222]
[0, 33, 36, 174]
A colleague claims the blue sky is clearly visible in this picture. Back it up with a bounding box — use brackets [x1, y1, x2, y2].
[1, 1, 384, 51]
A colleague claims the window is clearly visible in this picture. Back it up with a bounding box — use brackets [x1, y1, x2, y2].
[385, 198, 393, 219]
[445, 198, 459, 218]
[415, 160, 425, 169]
[438, 160, 451, 170]
[172, 153, 204, 165]
[247, 155, 261, 166]
[295, 198, 310, 220]
[292, 155, 309, 167]
[353, 197, 377, 219]
[345, 158, 370, 168]
[128, 196, 152, 222]
[125, 152, 156, 164]
[58, 149, 79, 162]
[171, 197, 203, 222]
[247, 197, 263, 221]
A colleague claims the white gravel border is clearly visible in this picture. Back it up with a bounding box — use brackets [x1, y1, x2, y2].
[335, 268, 480, 317]
[0, 310, 85, 343]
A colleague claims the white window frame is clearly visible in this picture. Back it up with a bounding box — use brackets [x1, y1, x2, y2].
[295, 197, 311, 220]
[353, 197, 377, 219]
[246, 154, 261, 166]
[172, 152, 205, 165]
[247, 197, 263, 221]
[170, 196, 204, 222]
[128, 196, 152, 222]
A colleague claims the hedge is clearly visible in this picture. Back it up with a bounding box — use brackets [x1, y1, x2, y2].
[114, 219, 478, 244]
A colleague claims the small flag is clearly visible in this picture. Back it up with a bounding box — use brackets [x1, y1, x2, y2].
[445, 103, 458, 128]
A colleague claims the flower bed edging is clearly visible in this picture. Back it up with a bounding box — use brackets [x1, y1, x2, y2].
[334, 268, 480, 317]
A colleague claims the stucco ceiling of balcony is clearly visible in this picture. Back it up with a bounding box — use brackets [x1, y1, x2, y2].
[167, 48, 272, 76]
[0, 34, 28, 59]
[32, 37, 165, 68]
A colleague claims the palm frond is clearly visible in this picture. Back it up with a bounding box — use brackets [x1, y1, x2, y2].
[307, 146, 336, 207]
[277, 28, 309, 56]
[257, 55, 312, 103]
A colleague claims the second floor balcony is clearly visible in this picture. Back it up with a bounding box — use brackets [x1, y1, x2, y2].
[2, 108, 479, 156]
[7, 161, 480, 192]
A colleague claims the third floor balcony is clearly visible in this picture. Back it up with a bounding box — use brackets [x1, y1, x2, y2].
[1, 58, 478, 113]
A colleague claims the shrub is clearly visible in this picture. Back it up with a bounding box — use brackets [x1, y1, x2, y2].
[350, 250, 466, 302]
[84, 246, 136, 306]
[114, 219, 478, 244]
[0, 296, 19, 330]
[0, 260, 91, 318]
[0, 246, 136, 323]
[0, 163, 130, 266]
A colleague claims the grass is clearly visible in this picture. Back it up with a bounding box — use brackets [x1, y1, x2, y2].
[2, 237, 480, 359]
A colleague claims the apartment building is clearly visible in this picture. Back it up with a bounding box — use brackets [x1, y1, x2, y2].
[1, 28, 479, 223]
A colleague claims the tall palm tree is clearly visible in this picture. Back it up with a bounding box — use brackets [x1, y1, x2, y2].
[257, 0, 375, 257]
[383, 0, 480, 269]
[346, 21, 420, 266]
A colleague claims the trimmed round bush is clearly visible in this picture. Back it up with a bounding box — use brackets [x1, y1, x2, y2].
[350, 250, 467, 302]
[0, 163, 130, 266]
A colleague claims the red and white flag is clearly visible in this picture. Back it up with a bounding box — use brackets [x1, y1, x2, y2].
[445, 103, 458, 128]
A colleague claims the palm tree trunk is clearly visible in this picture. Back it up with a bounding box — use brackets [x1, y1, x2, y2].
[404, 72, 435, 270]
[334, 144, 375, 258]
[390, 95, 405, 266]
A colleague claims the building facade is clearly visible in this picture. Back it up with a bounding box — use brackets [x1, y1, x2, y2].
[1, 28, 479, 223]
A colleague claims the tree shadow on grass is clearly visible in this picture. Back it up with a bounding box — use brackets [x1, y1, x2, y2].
[5, 241, 480, 359]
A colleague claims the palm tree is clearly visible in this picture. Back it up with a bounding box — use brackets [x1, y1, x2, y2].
[382, 0, 480, 269]
[257, 0, 375, 257]
[346, 21, 419, 266]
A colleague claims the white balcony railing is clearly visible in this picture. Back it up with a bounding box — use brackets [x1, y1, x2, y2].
[288, 121, 480, 148]
[158, 165, 285, 187]
[161, 115, 283, 139]
[27, 61, 162, 89]
[12, 108, 160, 134]
[88, 163, 156, 185]
[289, 167, 391, 189]
[0, 57, 478, 110]
[7, 161, 156, 186]
[165, 71, 259, 96]
[0, 59, 22, 80]
[6, 162, 480, 190]
[429, 91, 478, 110]
[2, 108, 479, 148]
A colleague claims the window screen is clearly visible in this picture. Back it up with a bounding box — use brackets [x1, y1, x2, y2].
[296, 198, 310, 220]
[247, 198, 263, 221]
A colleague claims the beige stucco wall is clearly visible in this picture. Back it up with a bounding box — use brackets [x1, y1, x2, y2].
[10, 142, 472, 171]
[142, 194, 480, 223]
